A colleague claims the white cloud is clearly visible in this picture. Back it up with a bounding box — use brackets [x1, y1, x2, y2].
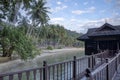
[72, 10, 86, 15]
[88, 6, 96, 11]
[62, 5, 68, 9]
[49, 17, 66, 25]
[57, 1, 62, 5]
[50, 5, 68, 13]
[49, 17, 120, 33]
[75, 17, 120, 33]
[51, 17, 65, 21]
[72, 6, 96, 15]
[70, 19, 78, 22]
[90, 6, 95, 10]
[50, 17, 65, 24]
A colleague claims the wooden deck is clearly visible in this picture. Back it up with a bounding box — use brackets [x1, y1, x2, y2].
[113, 65, 120, 80]
[81, 51, 120, 80]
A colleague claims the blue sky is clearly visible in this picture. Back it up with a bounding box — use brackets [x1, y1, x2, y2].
[46, 0, 120, 33]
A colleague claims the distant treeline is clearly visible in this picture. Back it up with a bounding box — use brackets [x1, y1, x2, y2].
[37, 24, 84, 48]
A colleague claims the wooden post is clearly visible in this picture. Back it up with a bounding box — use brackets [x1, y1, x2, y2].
[85, 68, 94, 80]
[91, 53, 95, 70]
[88, 57, 91, 68]
[106, 59, 109, 80]
[0, 77, 3, 80]
[43, 61, 47, 80]
[101, 53, 103, 64]
[117, 42, 119, 51]
[73, 56, 76, 80]
[97, 41, 100, 52]
[116, 55, 118, 71]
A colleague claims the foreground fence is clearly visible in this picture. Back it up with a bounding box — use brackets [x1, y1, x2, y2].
[0, 50, 116, 80]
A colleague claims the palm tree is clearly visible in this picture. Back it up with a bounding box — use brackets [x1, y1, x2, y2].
[27, 0, 50, 36]
[18, 17, 30, 34]
[0, 0, 32, 23]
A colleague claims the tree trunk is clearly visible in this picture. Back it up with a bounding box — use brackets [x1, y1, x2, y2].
[2, 46, 14, 57]
[7, 46, 14, 57]
[2, 45, 7, 57]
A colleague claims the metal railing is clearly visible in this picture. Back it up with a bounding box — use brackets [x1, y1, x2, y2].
[0, 50, 116, 80]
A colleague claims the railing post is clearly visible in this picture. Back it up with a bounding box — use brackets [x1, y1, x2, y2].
[91, 55, 94, 69]
[73, 56, 76, 80]
[116, 55, 118, 71]
[119, 54, 120, 64]
[43, 61, 47, 80]
[85, 68, 93, 80]
[106, 59, 109, 80]
[88, 57, 91, 68]
[101, 53, 103, 63]
[0, 77, 3, 80]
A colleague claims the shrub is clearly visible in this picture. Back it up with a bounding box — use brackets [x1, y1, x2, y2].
[46, 46, 53, 50]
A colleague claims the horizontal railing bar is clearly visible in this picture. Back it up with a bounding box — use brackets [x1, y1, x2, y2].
[0, 67, 44, 77]
[48, 59, 73, 66]
[92, 63, 108, 75]
[48, 56, 89, 66]
[92, 52, 120, 76]
[108, 54, 120, 64]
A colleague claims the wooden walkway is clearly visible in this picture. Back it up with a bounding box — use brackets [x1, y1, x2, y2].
[81, 63, 107, 80]
[113, 65, 120, 80]
[81, 52, 120, 80]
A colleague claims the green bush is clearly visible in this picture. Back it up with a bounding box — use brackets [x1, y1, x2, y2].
[0, 25, 36, 60]
[46, 46, 53, 50]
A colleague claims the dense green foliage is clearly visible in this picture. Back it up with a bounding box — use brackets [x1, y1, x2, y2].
[0, 0, 50, 60]
[38, 24, 84, 48]
[0, 24, 36, 60]
[0, 0, 49, 24]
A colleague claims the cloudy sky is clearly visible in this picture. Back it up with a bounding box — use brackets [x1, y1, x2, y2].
[47, 0, 120, 33]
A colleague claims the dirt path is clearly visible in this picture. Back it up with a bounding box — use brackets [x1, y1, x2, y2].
[35, 48, 84, 59]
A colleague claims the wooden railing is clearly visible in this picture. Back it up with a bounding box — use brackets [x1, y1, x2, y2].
[0, 50, 116, 80]
[86, 50, 120, 80]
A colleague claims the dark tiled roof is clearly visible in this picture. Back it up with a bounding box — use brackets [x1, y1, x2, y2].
[88, 30, 120, 36]
[77, 34, 89, 40]
[96, 23, 115, 31]
[114, 25, 120, 30]
[77, 28, 97, 40]
[77, 23, 120, 41]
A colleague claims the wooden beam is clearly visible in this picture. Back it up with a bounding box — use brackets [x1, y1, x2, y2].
[117, 41, 119, 50]
[97, 41, 100, 51]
